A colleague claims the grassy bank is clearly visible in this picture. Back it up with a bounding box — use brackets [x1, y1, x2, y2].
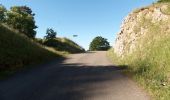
[0, 24, 65, 78]
[108, 3, 170, 100]
[43, 38, 85, 53]
[108, 41, 170, 99]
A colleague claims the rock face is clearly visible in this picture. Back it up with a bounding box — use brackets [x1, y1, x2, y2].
[114, 4, 170, 57]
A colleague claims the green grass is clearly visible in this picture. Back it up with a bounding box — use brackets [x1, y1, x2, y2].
[108, 41, 170, 99]
[43, 37, 85, 53]
[108, 3, 170, 100]
[0, 24, 65, 78]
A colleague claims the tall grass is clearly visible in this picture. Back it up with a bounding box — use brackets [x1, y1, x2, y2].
[0, 24, 63, 74]
[108, 3, 170, 100]
[108, 37, 170, 99]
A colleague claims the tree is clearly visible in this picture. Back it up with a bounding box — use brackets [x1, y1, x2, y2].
[44, 28, 57, 40]
[89, 36, 110, 51]
[6, 6, 37, 38]
[0, 4, 7, 22]
[10, 6, 34, 15]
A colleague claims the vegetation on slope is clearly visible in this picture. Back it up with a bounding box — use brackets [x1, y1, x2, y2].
[44, 38, 85, 53]
[40, 28, 85, 53]
[0, 4, 85, 78]
[0, 5, 37, 38]
[0, 24, 64, 77]
[157, 0, 170, 3]
[108, 3, 170, 100]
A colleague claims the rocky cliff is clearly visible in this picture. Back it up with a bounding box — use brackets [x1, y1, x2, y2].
[114, 3, 170, 57]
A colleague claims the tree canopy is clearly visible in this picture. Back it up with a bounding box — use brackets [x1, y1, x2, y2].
[0, 5, 6, 22]
[44, 28, 57, 40]
[89, 36, 110, 51]
[0, 5, 37, 38]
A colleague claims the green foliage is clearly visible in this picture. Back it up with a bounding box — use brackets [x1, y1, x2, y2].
[44, 38, 85, 53]
[10, 6, 34, 15]
[44, 28, 57, 39]
[5, 6, 37, 38]
[0, 4, 6, 22]
[35, 38, 44, 44]
[0, 24, 62, 71]
[89, 36, 110, 51]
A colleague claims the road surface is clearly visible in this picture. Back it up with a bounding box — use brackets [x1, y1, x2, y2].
[0, 51, 150, 100]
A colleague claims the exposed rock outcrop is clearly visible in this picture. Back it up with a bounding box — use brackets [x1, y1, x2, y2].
[114, 3, 170, 57]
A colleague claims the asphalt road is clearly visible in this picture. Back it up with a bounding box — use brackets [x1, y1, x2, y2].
[0, 51, 150, 100]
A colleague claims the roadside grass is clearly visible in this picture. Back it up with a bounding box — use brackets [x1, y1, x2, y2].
[108, 3, 170, 100]
[0, 24, 66, 79]
[108, 40, 170, 100]
[108, 36, 170, 100]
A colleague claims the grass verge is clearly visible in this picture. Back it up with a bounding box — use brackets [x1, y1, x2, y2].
[107, 3, 170, 99]
[108, 33, 170, 100]
[0, 24, 66, 79]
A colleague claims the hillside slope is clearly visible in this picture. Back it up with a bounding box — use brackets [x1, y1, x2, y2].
[112, 3, 170, 100]
[0, 24, 63, 72]
[44, 38, 85, 53]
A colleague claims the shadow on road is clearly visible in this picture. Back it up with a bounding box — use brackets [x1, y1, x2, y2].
[48, 63, 129, 100]
[0, 60, 127, 100]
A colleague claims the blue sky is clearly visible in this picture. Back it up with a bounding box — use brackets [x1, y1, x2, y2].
[0, 0, 155, 50]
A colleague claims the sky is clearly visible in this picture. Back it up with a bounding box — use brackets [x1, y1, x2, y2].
[0, 0, 155, 50]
